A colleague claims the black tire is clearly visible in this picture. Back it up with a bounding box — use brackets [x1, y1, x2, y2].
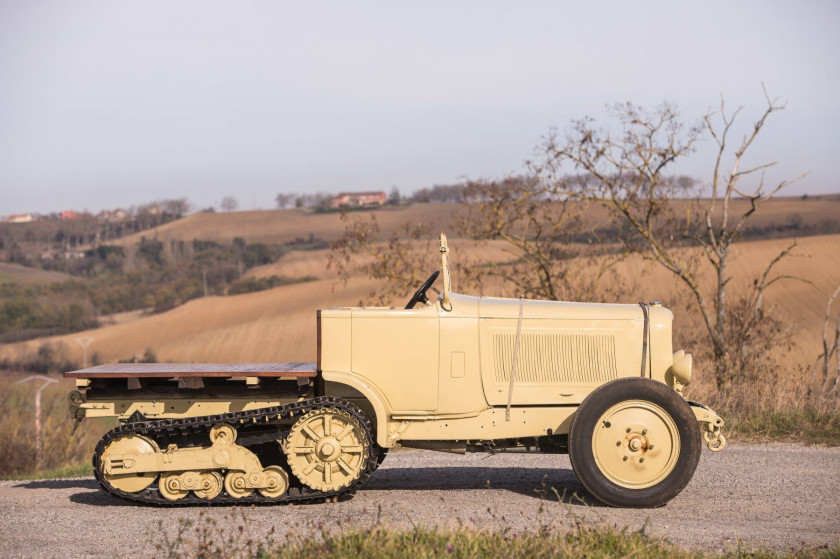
[375, 444, 388, 467]
[568, 377, 701, 508]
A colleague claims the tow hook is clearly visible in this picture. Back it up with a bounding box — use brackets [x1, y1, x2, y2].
[688, 401, 727, 452]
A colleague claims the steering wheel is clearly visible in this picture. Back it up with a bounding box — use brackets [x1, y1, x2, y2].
[405, 270, 440, 309]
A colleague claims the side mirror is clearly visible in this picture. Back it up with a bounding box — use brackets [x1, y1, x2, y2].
[439, 233, 452, 311]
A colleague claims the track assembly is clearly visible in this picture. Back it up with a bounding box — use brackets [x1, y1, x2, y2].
[92, 397, 380, 506]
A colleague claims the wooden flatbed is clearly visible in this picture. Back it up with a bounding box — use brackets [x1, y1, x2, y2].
[64, 362, 317, 379]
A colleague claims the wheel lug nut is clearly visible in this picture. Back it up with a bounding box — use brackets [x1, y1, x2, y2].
[639, 457, 645, 463]
[642, 429, 647, 435]
[603, 421, 611, 428]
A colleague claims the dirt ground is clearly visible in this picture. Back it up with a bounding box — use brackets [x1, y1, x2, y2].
[0, 443, 838, 558]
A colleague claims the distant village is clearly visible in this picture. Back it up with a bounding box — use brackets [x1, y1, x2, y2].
[6, 207, 143, 224]
[2, 193, 383, 225]
[2, 183, 465, 227]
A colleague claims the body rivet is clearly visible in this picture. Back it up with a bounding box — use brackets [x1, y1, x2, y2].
[639, 457, 645, 463]
[623, 456, 628, 461]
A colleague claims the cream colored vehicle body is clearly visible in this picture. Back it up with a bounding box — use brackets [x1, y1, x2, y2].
[323, 294, 672, 446]
[320, 236, 713, 451]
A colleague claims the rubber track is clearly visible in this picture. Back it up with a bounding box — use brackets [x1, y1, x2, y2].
[91, 396, 379, 506]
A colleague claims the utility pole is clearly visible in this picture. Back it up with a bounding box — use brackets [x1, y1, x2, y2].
[75, 336, 94, 368]
[16, 375, 58, 470]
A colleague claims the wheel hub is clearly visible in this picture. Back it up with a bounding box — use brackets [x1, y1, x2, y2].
[592, 400, 680, 489]
[315, 437, 341, 461]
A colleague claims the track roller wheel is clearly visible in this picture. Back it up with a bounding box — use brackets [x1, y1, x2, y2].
[224, 472, 253, 499]
[159, 472, 189, 501]
[258, 466, 289, 498]
[194, 472, 224, 500]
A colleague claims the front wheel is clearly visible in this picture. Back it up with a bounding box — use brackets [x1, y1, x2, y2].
[568, 378, 701, 508]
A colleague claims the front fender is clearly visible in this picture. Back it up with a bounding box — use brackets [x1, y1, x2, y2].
[321, 370, 392, 448]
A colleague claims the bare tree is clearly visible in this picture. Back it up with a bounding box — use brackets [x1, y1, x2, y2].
[388, 187, 401, 206]
[538, 90, 804, 387]
[809, 285, 840, 399]
[220, 197, 239, 212]
[328, 176, 625, 306]
[275, 193, 295, 209]
[327, 211, 443, 305]
[457, 176, 624, 302]
[161, 198, 190, 218]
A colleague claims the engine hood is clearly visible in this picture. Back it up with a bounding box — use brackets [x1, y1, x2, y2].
[473, 294, 649, 321]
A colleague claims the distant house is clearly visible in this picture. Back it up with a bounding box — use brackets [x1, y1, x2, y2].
[60, 210, 78, 220]
[97, 209, 127, 222]
[62, 250, 86, 259]
[7, 213, 34, 223]
[329, 191, 388, 209]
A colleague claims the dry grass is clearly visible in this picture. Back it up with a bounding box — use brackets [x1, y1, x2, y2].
[686, 363, 840, 445]
[148, 508, 840, 559]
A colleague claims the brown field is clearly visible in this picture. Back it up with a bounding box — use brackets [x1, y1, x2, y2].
[107, 195, 840, 247]
[110, 203, 461, 246]
[2, 234, 838, 375]
[243, 239, 518, 282]
[619, 234, 840, 367]
[0, 263, 71, 285]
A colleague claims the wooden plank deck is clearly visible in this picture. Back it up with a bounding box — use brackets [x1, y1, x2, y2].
[64, 362, 317, 379]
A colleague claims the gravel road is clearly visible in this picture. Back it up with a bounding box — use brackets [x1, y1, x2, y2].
[1, 443, 838, 558]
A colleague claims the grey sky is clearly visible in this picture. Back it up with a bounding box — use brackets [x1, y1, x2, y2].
[1, 1, 838, 215]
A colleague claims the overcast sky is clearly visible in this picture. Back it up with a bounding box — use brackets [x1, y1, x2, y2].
[1, 1, 838, 215]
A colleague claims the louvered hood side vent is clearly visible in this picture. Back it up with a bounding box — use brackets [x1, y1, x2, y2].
[492, 330, 618, 384]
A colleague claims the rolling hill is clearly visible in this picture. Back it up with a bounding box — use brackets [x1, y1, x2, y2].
[107, 196, 840, 247]
[3, 234, 838, 376]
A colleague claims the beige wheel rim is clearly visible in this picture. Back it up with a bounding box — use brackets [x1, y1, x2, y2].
[159, 472, 189, 501]
[591, 399, 680, 489]
[258, 466, 289, 498]
[224, 471, 253, 499]
[101, 434, 159, 493]
[194, 472, 224, 500]
[285, 408, 369, 492]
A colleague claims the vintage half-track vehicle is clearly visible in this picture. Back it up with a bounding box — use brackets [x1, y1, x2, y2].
[66, 234, 725, 508]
